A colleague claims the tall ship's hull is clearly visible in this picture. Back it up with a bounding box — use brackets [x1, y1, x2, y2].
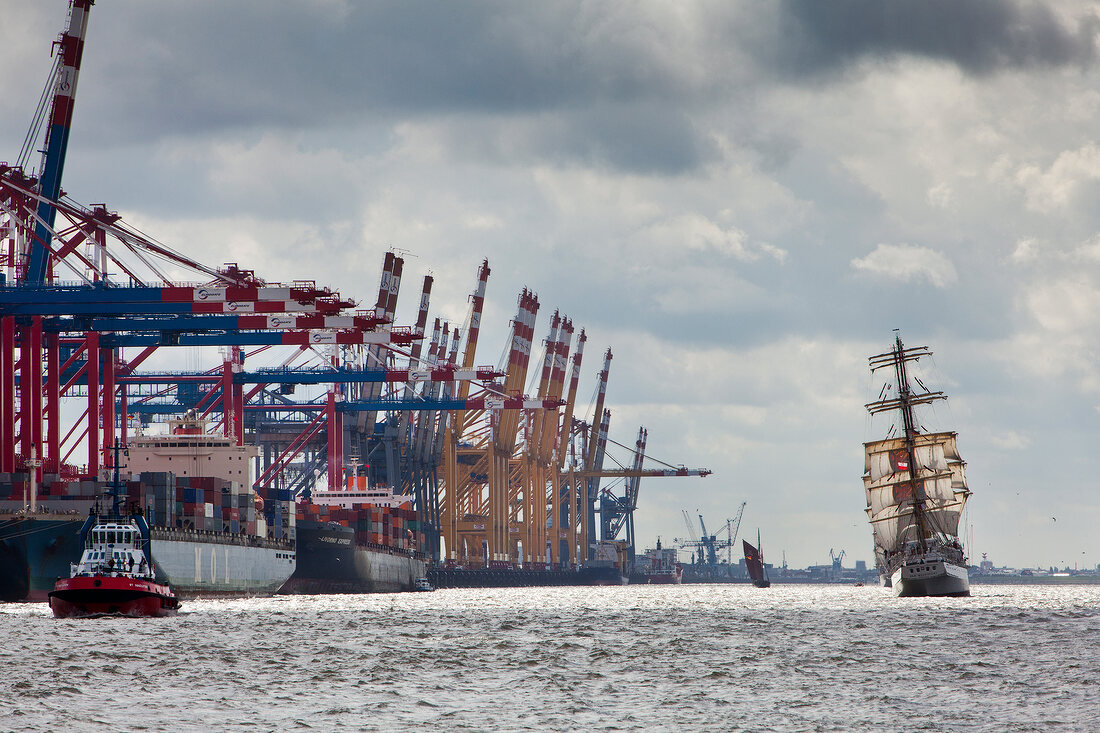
[281, 520, 424, 594]
[890, 555, 970, 598]
[0, 511, 294, 601]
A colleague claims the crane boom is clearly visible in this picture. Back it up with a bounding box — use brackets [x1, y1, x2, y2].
[28, 0, 94, 285]
[728, 501, 747, 564]
[681, 509, 699, 543]
[729, 501, 746, 546]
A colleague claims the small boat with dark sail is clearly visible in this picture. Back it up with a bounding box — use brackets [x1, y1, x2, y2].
[863, 333, 972, 598]
[743, 530, 770, 588]
[47, 450, 179, 618]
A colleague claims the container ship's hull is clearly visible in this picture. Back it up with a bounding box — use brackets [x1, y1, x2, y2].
[0, 513, 294, 601]
[428, 564, 627, 588]
[0, 513, 86, 601]
[146, 527, 294, 598]
[281, 520, 424, 594]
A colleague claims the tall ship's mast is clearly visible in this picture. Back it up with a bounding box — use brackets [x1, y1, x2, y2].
[863, 333, 972, 597]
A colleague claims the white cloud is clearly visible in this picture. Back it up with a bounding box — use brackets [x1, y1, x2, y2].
[1010, 237, 1041, 264]
[1021, 276, 1100, 333]
[1015, 143, 1100, 213]
[989, 430, 1031, 451]
[850, 243, 958, 287]
[927, 182, 953, 209]
[640, 213, 786, 263]
[1070, 236, 1100, 263]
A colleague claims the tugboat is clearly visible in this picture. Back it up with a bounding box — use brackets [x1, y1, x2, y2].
[48, 449, 179, 618]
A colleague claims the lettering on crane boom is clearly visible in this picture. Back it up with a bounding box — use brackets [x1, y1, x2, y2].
[195, 287, 226, 301]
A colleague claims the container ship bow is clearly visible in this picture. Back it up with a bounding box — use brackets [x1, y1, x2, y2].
[863, 334, 972, 598]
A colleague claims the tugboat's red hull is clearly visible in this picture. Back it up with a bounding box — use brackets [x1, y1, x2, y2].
[48, 576, 180, 618]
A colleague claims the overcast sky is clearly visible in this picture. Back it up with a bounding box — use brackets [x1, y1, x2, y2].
[4, 0, 1100, 569]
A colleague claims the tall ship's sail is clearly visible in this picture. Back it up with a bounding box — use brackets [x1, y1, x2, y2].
[863, 334, 971, 597]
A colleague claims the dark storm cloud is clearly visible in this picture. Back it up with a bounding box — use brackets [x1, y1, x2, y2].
[427, 105, 711, 175]
[62, 1, 709, 173]
[77, 3, 688, 126]
[766, 0, 1098, 77]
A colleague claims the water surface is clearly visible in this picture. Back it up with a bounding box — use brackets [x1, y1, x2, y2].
[2, 584, 1098, 731]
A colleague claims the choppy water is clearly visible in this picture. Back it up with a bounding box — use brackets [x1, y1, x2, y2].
[2, 584, 1099, 732]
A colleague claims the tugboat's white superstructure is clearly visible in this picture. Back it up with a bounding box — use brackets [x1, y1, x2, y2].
[72, 521, 154, 578]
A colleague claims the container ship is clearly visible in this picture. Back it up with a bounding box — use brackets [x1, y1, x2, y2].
[635, 540, 683, 584]
[0, 413, 294, 601]
[281, 476, 426, 594]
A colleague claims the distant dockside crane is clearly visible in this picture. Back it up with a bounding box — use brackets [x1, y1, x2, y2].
[674, 502, 745, 567]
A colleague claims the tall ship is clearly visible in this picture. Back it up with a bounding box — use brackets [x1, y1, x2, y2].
[0, 412, 294, 601]
[863, 334, 972, 597]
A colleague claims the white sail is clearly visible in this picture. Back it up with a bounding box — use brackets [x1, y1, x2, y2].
[864, 437, 906, 481]
[868, 507, 919, 551]
[863, 431, 966, 527]
[867, 482, 951, 517]
[949, 461, 968, 495]
[868, 496, 966, 547]
[926, 506, 962, 537]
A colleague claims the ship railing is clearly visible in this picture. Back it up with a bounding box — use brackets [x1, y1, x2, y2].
[149, 525, 294, 551]
[355, 540, 427, 562]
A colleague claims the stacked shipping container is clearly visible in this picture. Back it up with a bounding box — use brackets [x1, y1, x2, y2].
[129, 472, 283, 540]
[296, 502, 423, 555]
[0, 473, 100, 502]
